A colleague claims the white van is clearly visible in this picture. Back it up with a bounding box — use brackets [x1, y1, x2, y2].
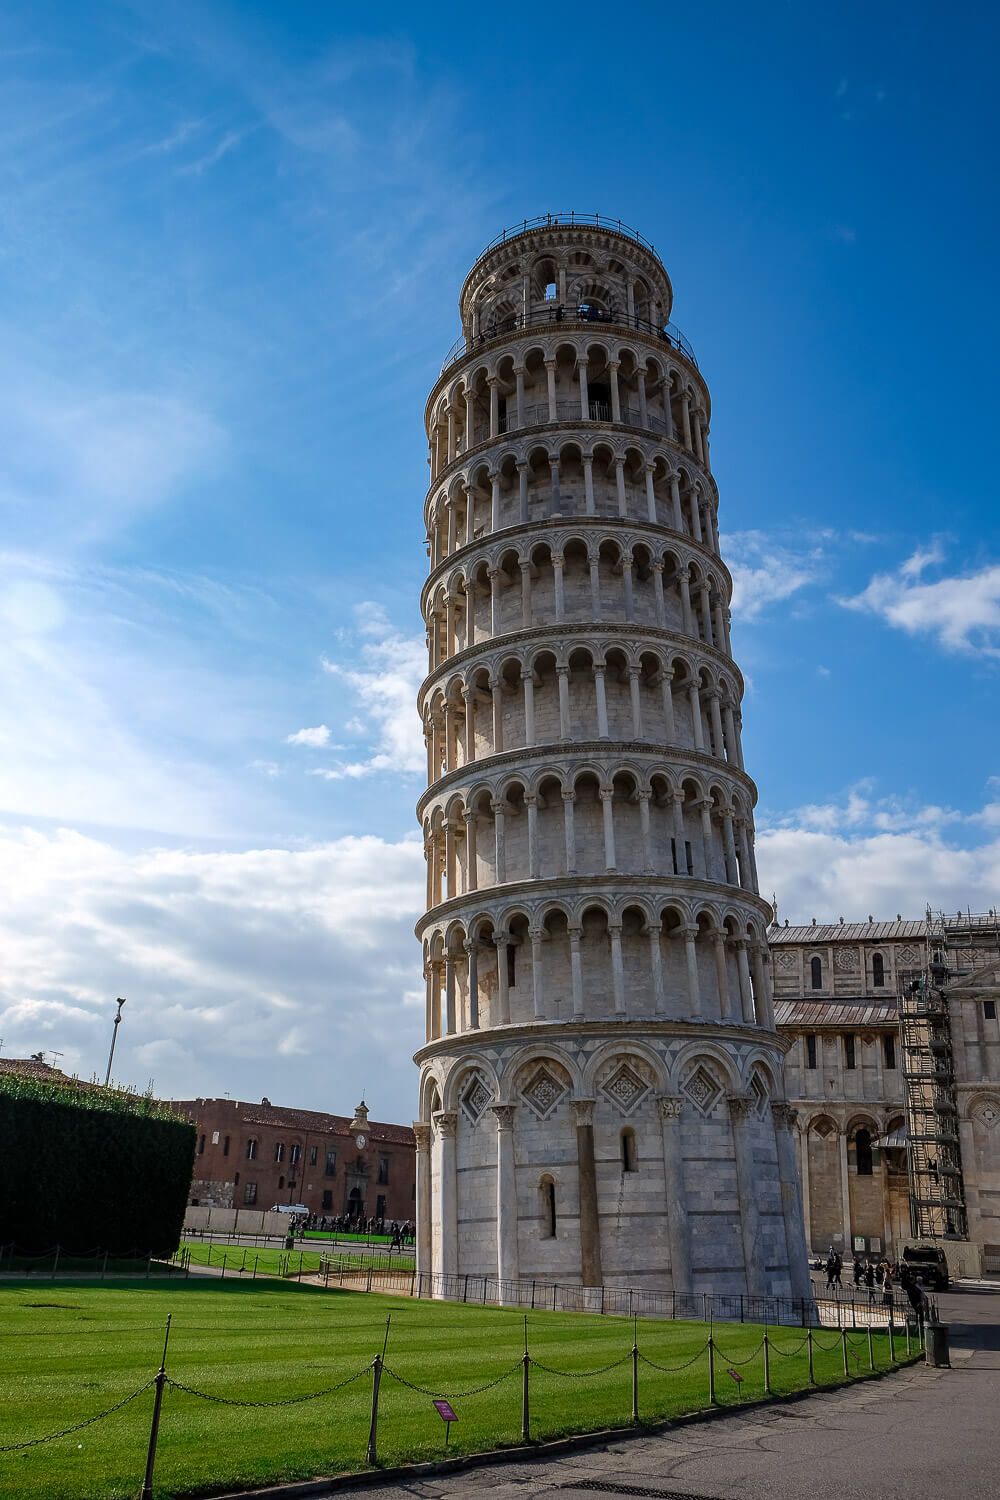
[270, 1203, 308, 1215]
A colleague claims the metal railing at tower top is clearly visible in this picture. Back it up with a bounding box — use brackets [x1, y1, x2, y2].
[440, 305, 697, 375]
[477, 212, 660, 260]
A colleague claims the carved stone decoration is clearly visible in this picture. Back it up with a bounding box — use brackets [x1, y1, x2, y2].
[834, 946, 860, 972]
[774, 951, 796, 970]
[433, 1110, 458, 1139]
[571, 1098, 596, 1127]
[897, 945, 920, 967]
[770, 1101, 798, 1131]
[521, 1066, 567, 1120]
[412, 1122, 431, 1152]
[972, 1098, 1000, 1131]
[681, 1064, 723, 1117]
[599, 1061, 651, 1116]
[656, 1094, 684, 1122]
[749, 1073, 769, 1117]
[491, 1103, 516, 1131]
[460, 1072, 493, 1125]
[727, 1091, 755, 1122]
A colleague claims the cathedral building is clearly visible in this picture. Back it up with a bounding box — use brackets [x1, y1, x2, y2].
[413, 214, 809, 1299]
[771, 911, 1000, 1277]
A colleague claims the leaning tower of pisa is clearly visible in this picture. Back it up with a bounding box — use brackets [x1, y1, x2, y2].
[414, 215, 809, 1299]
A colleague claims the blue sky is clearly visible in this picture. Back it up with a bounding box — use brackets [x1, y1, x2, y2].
[1, 1, 997, 1118]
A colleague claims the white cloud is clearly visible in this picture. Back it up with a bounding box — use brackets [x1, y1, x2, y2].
[286, 724, 332, 748]
[758, 786, 1000, 923]
[840, 546, 1000, 657]
[314, 602, 425, 781]
[0, 824, 425, 1116]
[722, 530, 822, 619]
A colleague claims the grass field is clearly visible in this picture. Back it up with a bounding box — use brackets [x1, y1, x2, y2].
[177, 1240, 410, 1277]
[0, 1277, 911, 1500]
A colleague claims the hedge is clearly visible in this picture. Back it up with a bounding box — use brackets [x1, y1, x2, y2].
[0, 1073, 195, 1254]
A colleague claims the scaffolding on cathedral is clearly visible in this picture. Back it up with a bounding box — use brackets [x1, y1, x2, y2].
[897, 908, 1000, 1240]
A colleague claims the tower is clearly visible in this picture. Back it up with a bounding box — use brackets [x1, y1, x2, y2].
[414, 214, 810, 1299]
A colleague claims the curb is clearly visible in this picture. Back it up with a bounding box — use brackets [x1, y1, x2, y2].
[199, 1353, 926, 1500]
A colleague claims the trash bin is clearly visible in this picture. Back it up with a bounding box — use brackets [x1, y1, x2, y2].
[924, 1320, 951, 1368]
[285, 1234, 294, 1251]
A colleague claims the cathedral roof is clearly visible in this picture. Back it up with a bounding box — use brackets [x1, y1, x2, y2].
[768, 920, 926, 944]
[773, 1000, 898, 1028]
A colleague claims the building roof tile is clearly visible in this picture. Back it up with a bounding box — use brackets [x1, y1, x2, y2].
[773, 1000, 897, 1028]
[768, 921, 926, 944]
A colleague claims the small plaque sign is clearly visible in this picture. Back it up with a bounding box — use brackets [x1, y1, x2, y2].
[726, 1368, 744, 1384]
[433, 1399, 458, 1422]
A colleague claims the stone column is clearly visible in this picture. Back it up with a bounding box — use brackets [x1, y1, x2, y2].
[638, 789, 653, 870]
[713, 931, 732, 1020]
[609, 359, 621, 422]
[772, 1104, 812, 1301]
[628, 666, 643, 738]
[562, 789, 577, 872]
[648, 923, 665, 1013]
[838, 1127, 852, 1254]
[519, 558, 532, 624]
[552, 552, 565, 618]
[488, 568, 501, 637]
[610, 923, 626, 1014]
[492, 801, 506, 883]
[663, 380, 675, 439]
[545, 358, 557, 422]
[464, 483, 476, 545]
[517, 461, 529, 523]
[622, 554, 635, 620]
[644, 463, 657, 522]
[495, 934, 510, 1023]
[463, 688, 476, 766]
[614, 458, 628, 517]
[492, 1105, 519, 1287]
[569, 926, 585, 1015]
[600, 788, 617, 870]
[444, 951, 457, 1034]
[490, 473, 501, 532]
[549, 459, 562, 519]
[491, 681, 504, 754]
[526, 794, 539, 879]
[798, 1123, 812, 1255]
[679, 570, 695, 636]
[733, 940, 753, 1023]
[572, 1099, 603, 1286]
[578, 357, 589, 420]
[728, 1094, 765, 1296]
[434, 1111, 459, 1278]
[465, 940, 479, 1029]
[557, 665, 571, 740]
[657, 1096, 692, 1292]
[652, 562, 666, 625]
[583, 456, 595, 514]
[589, 555, 602, 617]
[709, 692, 726, 759]
[430, 958, 443, 1036]
[698, 799, 715, 879]
[488, 377, 499, 438]
[445, 500, 457, 556]
[680, 393, 692, 450]
[683, 925, 702, 1017]
[594, 666, 610, 738]
[522, 669, 535, 747]
[530, 928, 545, 1019]
[514, 366, 525, 428]
[414, 1122, 432, 1278]
[670, 473, 683, 531]
[465, 390, 475, 450]
[661, 670, 676, 740]
[721, 809, 739, 885]
[637, 367, 648, 427]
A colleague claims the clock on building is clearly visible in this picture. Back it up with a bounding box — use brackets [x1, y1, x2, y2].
[355, 1133, 367, 1149]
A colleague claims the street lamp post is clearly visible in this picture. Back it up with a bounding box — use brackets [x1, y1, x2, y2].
[104, 998, 126, 1088]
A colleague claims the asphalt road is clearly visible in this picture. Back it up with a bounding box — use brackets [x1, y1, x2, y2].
[325, 1285, 1000, 1500]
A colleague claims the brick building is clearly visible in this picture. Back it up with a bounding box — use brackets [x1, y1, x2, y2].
[170, 1096, 416, 1225]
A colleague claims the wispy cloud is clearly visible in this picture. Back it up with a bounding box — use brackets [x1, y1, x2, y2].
[839, 545, 1000, 657]
[722, 530, 824, 619]
[312, 603, 425, 781]
[286, 725, 333, 748]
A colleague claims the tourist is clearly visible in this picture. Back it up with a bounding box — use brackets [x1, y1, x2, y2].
[853, 1255, 864, 1287]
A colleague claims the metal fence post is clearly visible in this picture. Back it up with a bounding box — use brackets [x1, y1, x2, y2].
[101, 1249, 108, 1281]
[867, 1323, 875, 1371]
[708, 1336, 716, 1405]
[631, 1330, 639, 1423]
[888, 1317, 895, 1364]
[842, 1329, 849, 1379]
[366, 1356, 382, 1465]
[763, 1331, 771, 1395]
[905, 1319, 911, 1357]
[807, 1327, 815, 1384]
[51, 1245, 60, 1280]
[140, 1315, 172, 1500]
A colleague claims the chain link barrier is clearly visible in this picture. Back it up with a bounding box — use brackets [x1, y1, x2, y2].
[712, 1340, 765, 1367]
[637, 1343, 710, 1374]
[165, 1364, 371, 1409]
[381, 1361, 522, 1400]
[0, 1378, 156, 1452]
[529, 1352, 633, 1379]
[766, 1335, 811, 1358]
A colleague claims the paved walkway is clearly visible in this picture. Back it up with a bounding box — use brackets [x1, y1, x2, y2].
[327, 1287, 1000, 1500]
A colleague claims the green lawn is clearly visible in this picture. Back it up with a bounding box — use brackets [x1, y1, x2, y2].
[0, 1278, 913, 1500]
[177, 1240, 409, 1277]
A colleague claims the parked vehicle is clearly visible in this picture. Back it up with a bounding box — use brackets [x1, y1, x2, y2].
[902, 1244, 950, 1290]
[269, 1203, 307, 1215]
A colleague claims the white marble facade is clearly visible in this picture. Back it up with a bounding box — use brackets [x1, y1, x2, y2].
[414, 217, 810, 1299]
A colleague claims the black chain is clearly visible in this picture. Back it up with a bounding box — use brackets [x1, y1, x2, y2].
[0, 1379, 155, 1452]
[767, 1336, 810, 1358]
[530, 1352, 632, 1379]
[381, 1361, 522, 1399]
[637, 1344, 710, 1374]
[712, 1340, 764, 1367]
[165, 1363, 371, 1409]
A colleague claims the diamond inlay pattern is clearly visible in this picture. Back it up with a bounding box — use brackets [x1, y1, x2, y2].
[682, 1065, 722, 1117]
[522, 1066, 567, 1119]
[973, 1099, 1000, 1131]
[461, 1075, 492, 1124]
[601, 1063, 650, 1116]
